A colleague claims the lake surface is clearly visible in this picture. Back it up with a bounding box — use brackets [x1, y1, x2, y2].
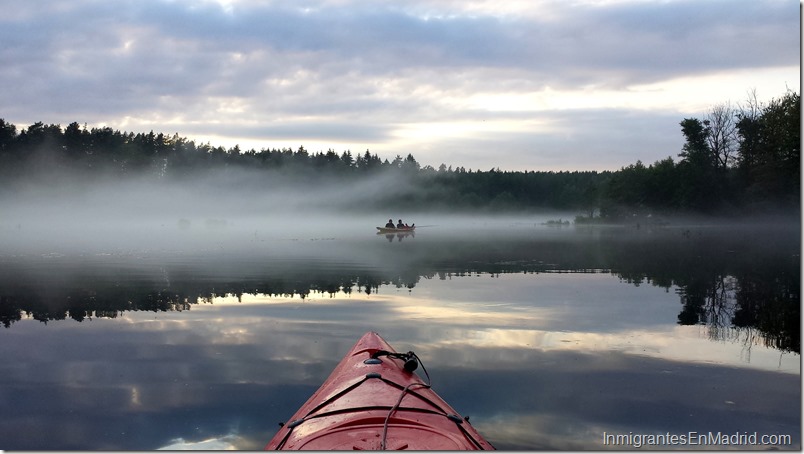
[0, 218, 799, 450]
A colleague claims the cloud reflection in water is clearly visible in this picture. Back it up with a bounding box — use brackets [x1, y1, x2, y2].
[186, 273, 799, 374]
[0, 228, 799, 450]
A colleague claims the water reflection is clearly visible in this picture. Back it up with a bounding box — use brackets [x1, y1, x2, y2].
[186, 278, 798, 374]
[677, 268, 799, 353]
[380, 231, 415, 242]
[0, 225, 799, 450]
[0, 226, 798, 354]
[2, 300, 798, 450]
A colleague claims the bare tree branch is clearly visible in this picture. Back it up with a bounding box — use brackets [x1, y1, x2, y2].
[704, 102, 737, 169]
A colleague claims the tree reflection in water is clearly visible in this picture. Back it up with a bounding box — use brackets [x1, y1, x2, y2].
[0, 225, 798, 354]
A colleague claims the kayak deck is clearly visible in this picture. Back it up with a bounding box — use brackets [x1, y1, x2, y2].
[265, 332, 494, 450]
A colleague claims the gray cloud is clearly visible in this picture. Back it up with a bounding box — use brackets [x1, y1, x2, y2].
[0, 0, 798, 170]
[413, 109, 685, 171]
[184, 120, 392, 143]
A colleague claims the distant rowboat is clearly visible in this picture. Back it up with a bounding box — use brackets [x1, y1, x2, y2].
[376, 226, 415, 234]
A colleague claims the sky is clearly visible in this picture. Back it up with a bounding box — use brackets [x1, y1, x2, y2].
[0, 0, 799, 172]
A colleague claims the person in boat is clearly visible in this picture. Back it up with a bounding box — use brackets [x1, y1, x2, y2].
[397, 219, 405, 228]
[385, 219, 395, 228]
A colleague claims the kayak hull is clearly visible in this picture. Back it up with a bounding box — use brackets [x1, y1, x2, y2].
[376, 226, 415, 234]
[265, 332, 494, 450]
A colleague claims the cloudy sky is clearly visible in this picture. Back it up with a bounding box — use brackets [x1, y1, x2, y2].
[1, 0, 799, 171]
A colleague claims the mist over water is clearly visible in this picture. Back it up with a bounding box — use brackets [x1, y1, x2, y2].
[0, 167, 577, 257]
[1, 166, 799, 450]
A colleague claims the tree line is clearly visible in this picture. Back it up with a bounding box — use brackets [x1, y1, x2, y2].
[0, 89, 798, 216]
[602, 89, 800, 218]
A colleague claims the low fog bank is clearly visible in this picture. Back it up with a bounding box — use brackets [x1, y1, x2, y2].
[3, 165, 407, 219]
[1, 165, 797, 257]
[0, 166, 576, 256]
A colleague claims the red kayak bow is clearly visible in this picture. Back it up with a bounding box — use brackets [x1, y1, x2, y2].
[265, 332, 494, 450]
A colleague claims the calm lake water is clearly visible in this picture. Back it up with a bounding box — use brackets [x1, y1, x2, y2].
[0, 217, 799, 450]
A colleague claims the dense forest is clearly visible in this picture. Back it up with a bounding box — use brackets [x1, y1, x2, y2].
[0, 89, 799, 218]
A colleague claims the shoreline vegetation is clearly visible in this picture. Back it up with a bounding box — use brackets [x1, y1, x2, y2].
[0, 90, 798, 222]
